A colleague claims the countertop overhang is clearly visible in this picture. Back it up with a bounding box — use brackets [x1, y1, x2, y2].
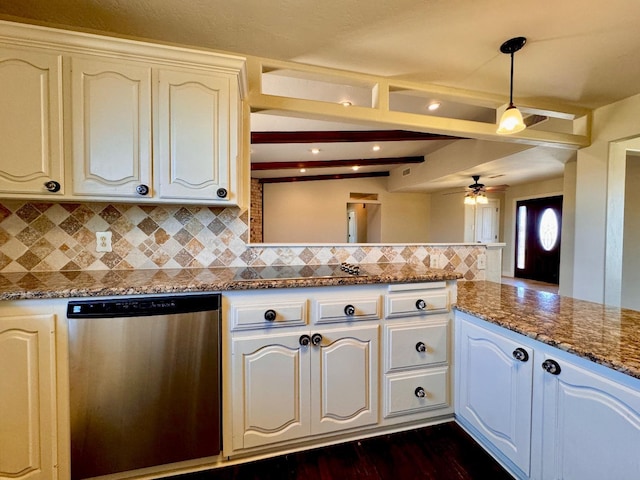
[2, 266, 640, 382]
[0, 263, 461, 301]
[457, 281, 640, 380]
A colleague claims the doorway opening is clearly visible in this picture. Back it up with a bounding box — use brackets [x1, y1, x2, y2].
[514, 195, 562, 284]
[347, 202, 381, 243]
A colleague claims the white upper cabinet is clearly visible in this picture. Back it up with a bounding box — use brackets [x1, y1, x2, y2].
[0, 20, 246, 205]
[71, 57, 153, 198]
[0, 47, 64, 196]
[157, 68, 239, 203]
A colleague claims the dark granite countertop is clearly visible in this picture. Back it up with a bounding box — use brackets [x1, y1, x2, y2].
[456, 281, 640, 380]
[2, 267, 639, 381]
[0, 263, 460, 300]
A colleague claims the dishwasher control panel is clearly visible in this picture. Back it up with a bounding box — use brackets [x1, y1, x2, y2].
[67, 293, 220, 318]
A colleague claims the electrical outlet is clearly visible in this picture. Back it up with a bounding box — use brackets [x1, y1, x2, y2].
[429, 255, 439, 269]
[96, 232, 112, 252]
[477, 253, 486, 270]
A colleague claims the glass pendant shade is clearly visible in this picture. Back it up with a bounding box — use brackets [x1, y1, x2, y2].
[497, 104, 526, 134]
[476, 193, 489, 204]
[464, 194, 476, 205]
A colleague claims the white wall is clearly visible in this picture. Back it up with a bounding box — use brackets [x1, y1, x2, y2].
[621, 156, 640, 309]
[262, 176, 430, 243]
[502, 176, 565, 277]
[558, 160, 577, 297]
[573, 92, 640, 303]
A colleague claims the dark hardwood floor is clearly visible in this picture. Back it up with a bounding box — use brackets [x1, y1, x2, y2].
[169, 423, 512, 480]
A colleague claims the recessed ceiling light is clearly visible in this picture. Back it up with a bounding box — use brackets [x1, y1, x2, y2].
[300, 168, 306, 173]
[352, 165, 360, 171]
[340, 100, 352, 107]
[428, 102, 441, 111]
[372, 145, 381, 152]
[310, 148, 320, 154]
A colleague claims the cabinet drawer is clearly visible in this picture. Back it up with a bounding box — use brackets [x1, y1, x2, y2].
[313, 296, 381, 324]
[384, 367, 449, 417]
[385, 321, 448, 372]
[230, 301, 307, 330]
[386, 291, 449, 318]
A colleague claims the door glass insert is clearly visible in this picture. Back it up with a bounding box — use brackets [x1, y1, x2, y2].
[517, 205, 527, 269]
[539, 208, 559, 251]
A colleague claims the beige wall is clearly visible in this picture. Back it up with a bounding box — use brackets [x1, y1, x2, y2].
[428, 191, 466, 242]
[573, 92, 640, 303]
[262, 177, 431, 243]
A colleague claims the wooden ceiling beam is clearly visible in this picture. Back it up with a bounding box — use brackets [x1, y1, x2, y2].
[251, 156, 424, 171]
[251, 130, 461, 144]
[259, 171, 389, 183]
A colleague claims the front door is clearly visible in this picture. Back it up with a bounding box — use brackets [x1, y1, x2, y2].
[514, 196, 562, 284]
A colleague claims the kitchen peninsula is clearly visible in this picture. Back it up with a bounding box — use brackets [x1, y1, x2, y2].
[2, 266, 640, 379]
[2, 265, 640, 479]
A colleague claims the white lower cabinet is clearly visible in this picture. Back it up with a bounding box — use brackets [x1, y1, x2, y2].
[231, 331, 311, 449]
[382, 282, 453, 424]
[456, 314, 533, 475]
[0, 311, 58, 480]
[231, 324, 378, 450]
[227, 288, 382, 452]
[225, 282, 456, 455]
[455, 310, 640, 480]
[534, 352, 640, 480]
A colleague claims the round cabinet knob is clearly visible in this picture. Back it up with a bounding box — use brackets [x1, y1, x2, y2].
[311, 333, 323, 346]
[344, 304, 355, 316]
[44, 180, 61, 192]
[216, 188, 228, 198]
[264, 309, 277, 322]
[415, 299, 427, 310]
[415, 342, 427, 353]
[415, 387, 426, 398]
[299, 335, 311, 347]
[136, 184, 150, 196]
[542, 359, 562, 375]
[512, 347, 529, 362]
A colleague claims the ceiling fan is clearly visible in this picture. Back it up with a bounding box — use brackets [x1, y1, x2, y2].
[444, 175, 509, 195]
[467, 175, 486, 194]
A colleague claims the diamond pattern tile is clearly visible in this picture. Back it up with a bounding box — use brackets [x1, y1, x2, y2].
[0, 201, 484, 278]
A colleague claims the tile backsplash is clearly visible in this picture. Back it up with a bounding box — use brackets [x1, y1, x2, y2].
[0, 201, 484, 279]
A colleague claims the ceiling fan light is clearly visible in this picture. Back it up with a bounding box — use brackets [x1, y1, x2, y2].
[464, 194, 476, 205]
[497, 105, 526, 134]
[476, 193, 489, 204]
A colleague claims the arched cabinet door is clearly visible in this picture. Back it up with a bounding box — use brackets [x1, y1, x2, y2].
[0, 314, 57, 480]
[231, 333, 311, 449]
[0, 48, 64, 196]
[537, 354, 640, 479]
[310, 325, 379, 435]
[156, 68, 239, 203]
[455, 316, 533, 476]
[71, 57, 152, 198]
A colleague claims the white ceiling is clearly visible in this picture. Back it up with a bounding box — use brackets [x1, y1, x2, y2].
[3, 0, 639, 190]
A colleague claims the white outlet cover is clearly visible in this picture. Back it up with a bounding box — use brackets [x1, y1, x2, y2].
[477, 253, 486, 270]
[96, 231, 112, 252]
[429, 255, 439, 268]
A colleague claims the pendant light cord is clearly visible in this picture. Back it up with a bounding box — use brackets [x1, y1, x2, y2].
[509, 52, 515, 107]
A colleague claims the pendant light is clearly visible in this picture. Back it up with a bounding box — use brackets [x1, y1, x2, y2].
[497, 36, 527, 134]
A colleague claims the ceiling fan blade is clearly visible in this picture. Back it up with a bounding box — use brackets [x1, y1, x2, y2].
[485, 184, 509, 192]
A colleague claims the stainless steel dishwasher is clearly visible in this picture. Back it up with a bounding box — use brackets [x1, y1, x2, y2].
[66, 293, 221, 480]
